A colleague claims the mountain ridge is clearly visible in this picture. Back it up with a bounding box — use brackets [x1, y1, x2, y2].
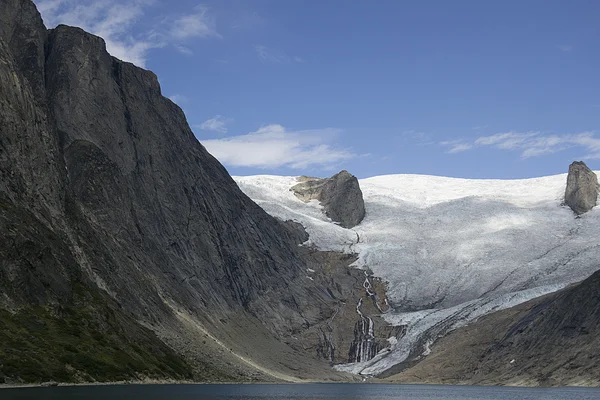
[0, 0, 361, 384]
[3, 0, 600, 388]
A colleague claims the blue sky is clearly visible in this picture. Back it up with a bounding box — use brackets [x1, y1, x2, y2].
[36, 0, 600, 179]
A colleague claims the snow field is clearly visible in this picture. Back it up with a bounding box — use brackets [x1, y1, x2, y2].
[234, 172, 600, 375]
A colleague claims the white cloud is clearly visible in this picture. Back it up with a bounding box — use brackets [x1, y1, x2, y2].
[34, 0, 219, 67]
[439, 140, 473, 153]
[175, 45, 194, 55]
[568, 134, 600, 159]
[36, 0, 155, 66]
[170, 5, 220, 40]
[447, 143, 473, 153]
[441, 131, 600, 159]
[255, 45, 303, 64]
[200, 124, 355, 169]
[558, 44, 573, 52]
[198, 115, 231, 134]
[474, 131, 539, 149]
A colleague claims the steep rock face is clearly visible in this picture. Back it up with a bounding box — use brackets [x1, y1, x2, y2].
[472, 268, 600, 385]
[0, 0, 350, 382]
[564, 161, 598, 215]
[389, 268, 600, 386]
[291, 171, 366, 228]
[43, 23, 338, 335]
[286, 249, 397, 366]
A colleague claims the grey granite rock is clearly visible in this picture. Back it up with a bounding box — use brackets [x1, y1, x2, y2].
[0, 0, 359, 382]
[291, 170, 366, 228]
[564, 161, 599, 215]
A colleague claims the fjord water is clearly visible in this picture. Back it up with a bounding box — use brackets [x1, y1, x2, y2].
[3, 384, 600, 400]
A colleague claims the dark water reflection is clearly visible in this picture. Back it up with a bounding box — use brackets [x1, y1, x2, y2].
[3, 383, 600, 400]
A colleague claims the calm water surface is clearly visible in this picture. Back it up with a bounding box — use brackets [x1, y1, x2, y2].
[3, 383, 600, 400]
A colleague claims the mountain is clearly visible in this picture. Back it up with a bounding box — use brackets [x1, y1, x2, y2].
[234, 168, 600, 379]
[3, 0, 600, 387]
[0, 0, 366, 384]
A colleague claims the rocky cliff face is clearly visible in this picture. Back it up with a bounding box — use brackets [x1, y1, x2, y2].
[564, 161, 599, 215]
[0, 0, 353, 383]
[472, 268, 600, 386]
[388, 267, 600, 387]
[291, 171, 366, 228]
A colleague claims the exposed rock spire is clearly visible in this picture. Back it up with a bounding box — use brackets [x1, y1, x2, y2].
[564, 161, 599, 215]
[291, 170, 366, 228]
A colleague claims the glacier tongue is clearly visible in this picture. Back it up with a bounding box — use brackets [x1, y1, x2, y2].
[234, 172, 600, 375]
[334, 283, 564, 375]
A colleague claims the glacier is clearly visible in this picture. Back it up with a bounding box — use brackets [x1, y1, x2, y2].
[234, 173, 600, 376]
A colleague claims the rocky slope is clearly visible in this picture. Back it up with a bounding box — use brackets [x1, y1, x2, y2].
[387, 267, 600, 386]
[0, 0, 360, 384]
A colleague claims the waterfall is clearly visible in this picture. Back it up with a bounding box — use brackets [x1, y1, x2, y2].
[348, 298, 380, 362]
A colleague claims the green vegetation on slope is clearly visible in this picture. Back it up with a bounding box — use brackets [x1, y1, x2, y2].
[0, 284, 193, 384]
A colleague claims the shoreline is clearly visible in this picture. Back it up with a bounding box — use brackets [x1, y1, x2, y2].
[2, 380, 600, 390]
[0, 380, 254, 389]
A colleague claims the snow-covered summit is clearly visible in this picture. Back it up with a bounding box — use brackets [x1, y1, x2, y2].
[234, 172, 600, 375]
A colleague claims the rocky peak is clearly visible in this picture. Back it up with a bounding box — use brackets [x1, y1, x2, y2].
[0, 0, 357, 382]
[564, 161, 599, 215]
[0, 0, 47, 100]
[291, 170, 366, 228]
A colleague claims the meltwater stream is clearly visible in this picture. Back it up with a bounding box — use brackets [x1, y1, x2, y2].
[3, 384, 600, 400]
[348, 273, 388, 364]
[349, 298, 376, 363]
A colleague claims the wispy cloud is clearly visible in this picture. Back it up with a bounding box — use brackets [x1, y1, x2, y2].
[35, 0, 220, 67]
[200, 124, 355, 169]
[440, 139, 473, 153]
[175, 45, 194, 55]
[36, 0, 154, 66]
[441, 131, 600, 159]
[558, 44, 573, 52]
[170, 5, 220, 40]
[198, 115, 232, 134]
[255, 45, 303, 64]
[448, 143, 474, 153]
[474, 132, 539, 149]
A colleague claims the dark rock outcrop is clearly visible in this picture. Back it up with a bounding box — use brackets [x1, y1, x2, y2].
[281, 219, 310, 245]
[0, 0, 359, 383]
[564, 161, 599, 215]
[291, 171, 366, 228]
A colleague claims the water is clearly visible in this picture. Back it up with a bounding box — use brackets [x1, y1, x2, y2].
[2, 383, 600, 400]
